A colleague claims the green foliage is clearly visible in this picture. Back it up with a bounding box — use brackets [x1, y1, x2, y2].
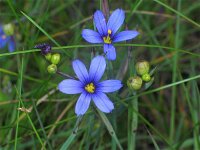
[0, 0, 200, 149]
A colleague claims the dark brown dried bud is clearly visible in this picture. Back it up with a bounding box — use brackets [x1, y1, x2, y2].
[35, 43, 51, 55]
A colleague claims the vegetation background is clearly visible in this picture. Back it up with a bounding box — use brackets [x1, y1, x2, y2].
[0, 0, 199, 149]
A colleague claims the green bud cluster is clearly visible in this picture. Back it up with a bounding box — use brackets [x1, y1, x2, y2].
[45, 53, 61, 74]
[136, 60, 151, 82]
[127, 60, 153, 91]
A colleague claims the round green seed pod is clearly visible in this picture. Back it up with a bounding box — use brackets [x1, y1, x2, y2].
[47, 64, 57, 74]
[142, 73, 151, 82]
[135, 60, 150, 76]
[127, 76, 143, 90]
[51, 53, 60, 65]
[3, 23, 14, 36]
[45, 53, 52, 61]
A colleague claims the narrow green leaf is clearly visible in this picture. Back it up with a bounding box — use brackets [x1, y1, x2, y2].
[96, 109, 123, 150]
[60, 116, 82, 150]
[154, 0, 200, 28]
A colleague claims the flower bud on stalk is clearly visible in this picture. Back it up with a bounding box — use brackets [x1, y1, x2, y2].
[47, 64, 57, 74]
[127, 76, 143, 90]
[45, 53, 52, 61]
[51, 53, 60, 65]
[142, 73, 151, 82]
[135, 60, 150, 76]
[3, 23, 14, 36]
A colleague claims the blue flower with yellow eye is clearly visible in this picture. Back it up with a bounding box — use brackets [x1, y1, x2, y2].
[0, 24, 15, 52]
[82, 9, 139, 60]
[58, 55, 123, 116]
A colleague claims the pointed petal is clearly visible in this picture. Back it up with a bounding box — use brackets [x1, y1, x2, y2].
[113, 30, 139, 42]
[8, 36, 15, 52]
[75, 92, 91, 116]
[58, 79, 83, 94]
[82, 29, 103, 43]
[94, 10, 107, 36]
[98, 80, 122, 93]
[103, 44, 116, 60]
[72, 59, 89, 83]
[89, 55, 106, 82]
[107, 9, 125, 35]
[0, 35, 9, 48]
[92, 92, 114, 113]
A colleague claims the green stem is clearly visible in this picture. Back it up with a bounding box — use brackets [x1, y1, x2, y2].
[60, 116, 82, 150]
[96, 109, 123, 150]
[170, 0, 181, 143]
[128, 93, 138, 150]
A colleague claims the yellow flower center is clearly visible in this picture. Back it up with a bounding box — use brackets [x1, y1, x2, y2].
[85, 83, 95, 93]
[103, 29, 112, 44]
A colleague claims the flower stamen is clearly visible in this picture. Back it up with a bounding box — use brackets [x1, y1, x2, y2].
[85, 83, 95, 93]
[103, 29, 112, 44]
[108, 29, 112, 35]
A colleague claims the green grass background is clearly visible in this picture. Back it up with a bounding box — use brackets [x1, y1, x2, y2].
[0, 0, 200, 149]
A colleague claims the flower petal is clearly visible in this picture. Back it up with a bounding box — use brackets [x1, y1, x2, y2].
[98, 80, 122, 93]
[113, 30, 139, 42]
[107, 9, 125, 35]
[75, 92, 91, 116]
[92, 92, 114, 113]
[103, 44, 116, 60]
[94, 10, 107, 36]
[0, 35, 9, 48]
[58, 79, 83, 94]
[82, 29, 103, 43]
[72, 59, 89, 83]
[89, 55, 106, 82]
[8, 36, 15, 52]
[0, 25, 4, 35]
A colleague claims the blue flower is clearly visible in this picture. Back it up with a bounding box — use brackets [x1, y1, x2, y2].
[58, 56, 123, 116]
[0, 25, 15, 52]
[82, 9, 139, 60]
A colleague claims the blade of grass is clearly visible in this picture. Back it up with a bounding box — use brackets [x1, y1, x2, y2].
[170, 0, 181, 143]
[145, 126, 160, 150]
[15, 87, 46, 149]
[0, 68, 50, 84]
[20, 11, 71, 57]
[0, 44, 199, 58]
[124, 74, 200, 101]
[96, 109, 123, 150]
[32, 100, 53, 150]
[118, 99, 172, 147]
[14, 54, 25, 150]
[60, 116, 82, 150]
[153, 0, 200, 28]
[128, 93, 138, 150]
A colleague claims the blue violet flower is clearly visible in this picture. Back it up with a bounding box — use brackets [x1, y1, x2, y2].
[82, 9, 139, 60]
[58, 55, 123, 116]
[0, 24, 15, 52]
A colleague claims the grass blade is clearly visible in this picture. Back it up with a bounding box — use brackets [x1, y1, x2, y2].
[96, 109, 123, 150]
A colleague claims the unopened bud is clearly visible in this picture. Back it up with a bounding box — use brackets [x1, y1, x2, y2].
[135, 60, 150, 76]
[51, 53, 60, 65]
[127, 76, 143, 90]
[47, 64, 57, 74]
[142, 73, 151, 82]
[45, 53, 52, 61]
[3, 23, 14, 36]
